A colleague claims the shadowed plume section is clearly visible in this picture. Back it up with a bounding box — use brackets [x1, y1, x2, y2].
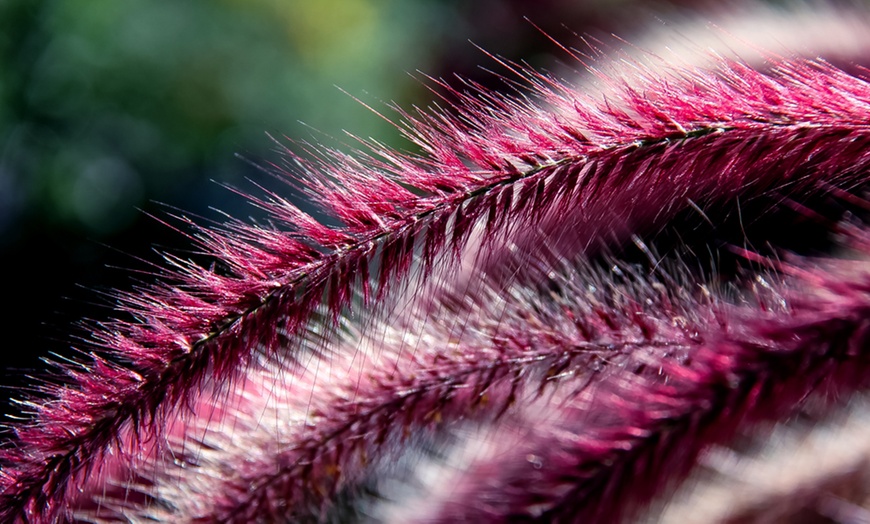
[173, 261, 706, 522]
[74, 240, 870, 522]
[422, 256, 870, 522]
[3, 50, 870, 522]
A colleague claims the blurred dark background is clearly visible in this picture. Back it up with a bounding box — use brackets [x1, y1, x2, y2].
[0, 0, 727, 407]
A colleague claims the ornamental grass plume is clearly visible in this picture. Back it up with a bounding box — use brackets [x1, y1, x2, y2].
[5, 4, 870, 523]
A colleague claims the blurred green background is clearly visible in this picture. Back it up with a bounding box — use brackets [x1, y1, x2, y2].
[0, 0, 715, 398]
[0, 0, 452, 241]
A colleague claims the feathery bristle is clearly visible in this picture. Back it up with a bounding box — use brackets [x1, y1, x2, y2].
[4, 7, 870, 523]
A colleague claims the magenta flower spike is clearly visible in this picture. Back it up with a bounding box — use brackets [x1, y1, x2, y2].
[5, 7, 870, 523]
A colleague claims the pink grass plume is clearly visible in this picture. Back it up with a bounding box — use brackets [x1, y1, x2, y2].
[5, 6, 870, 522]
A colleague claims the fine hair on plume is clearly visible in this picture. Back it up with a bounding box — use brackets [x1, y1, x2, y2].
[4, 3, 870, 523]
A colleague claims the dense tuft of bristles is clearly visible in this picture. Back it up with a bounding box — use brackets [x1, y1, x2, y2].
[422, 258, 870, 522]
[4, 11, 870, 523]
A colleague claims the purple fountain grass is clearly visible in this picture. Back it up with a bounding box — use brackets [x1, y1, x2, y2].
[646, 393, 870, 523]
[64, 245, 870, 522]
[419, 255, 870, 523]
[110, 256, 704, 522]
[4, 24, 870, 523]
